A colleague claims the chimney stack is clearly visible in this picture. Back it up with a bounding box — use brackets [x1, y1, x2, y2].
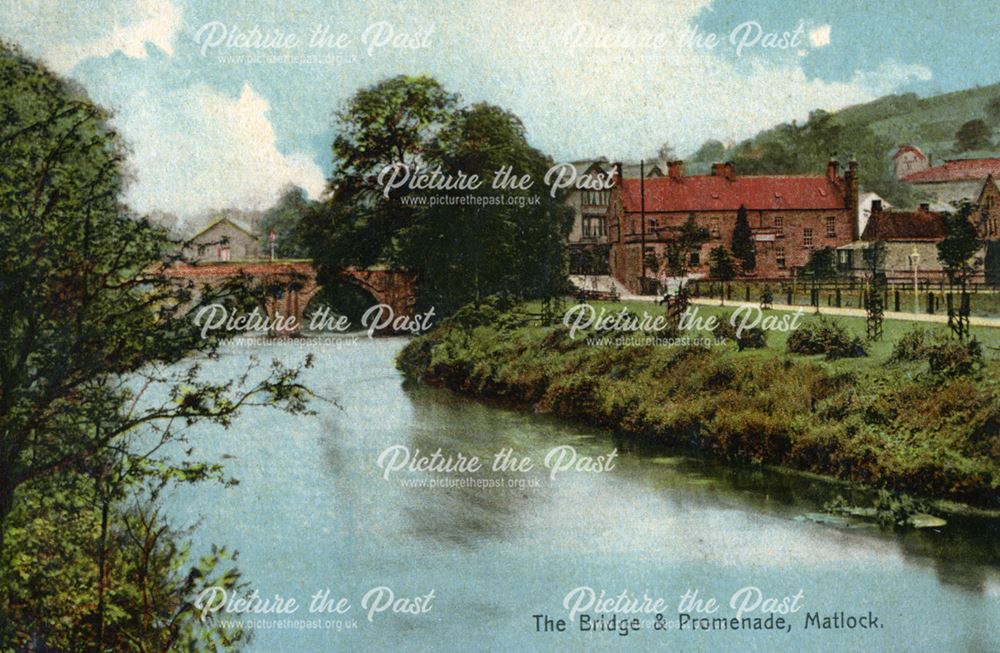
[667, 160, 684, 180]
[919, 202, 930, 212]
[845, 159, 859, 238]
[871, 199, 882, 213]
[711, 162, 735, 180]
[826, 158, 839, 181]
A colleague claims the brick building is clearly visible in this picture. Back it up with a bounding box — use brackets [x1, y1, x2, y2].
[606, 160, 858, 292]
[836, 202, 948, 281]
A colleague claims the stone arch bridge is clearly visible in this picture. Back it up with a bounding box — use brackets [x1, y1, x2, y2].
[162, 261, 416, 333]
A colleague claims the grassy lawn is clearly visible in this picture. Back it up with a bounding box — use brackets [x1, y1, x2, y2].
[562, 298, 1000, 372]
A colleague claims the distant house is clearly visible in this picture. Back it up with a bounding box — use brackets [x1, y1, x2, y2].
[565, 159, 663, 274]
[857, 191, 890, 240]
[899, 154, 1000, 206]
[606, 159, 859, 291]
[182, 217, 262, 262]
[837, 201, 948, 281]
[892, 145, 929, 180]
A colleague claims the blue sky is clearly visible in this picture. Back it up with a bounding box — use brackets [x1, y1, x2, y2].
[3, 0, 998, 218]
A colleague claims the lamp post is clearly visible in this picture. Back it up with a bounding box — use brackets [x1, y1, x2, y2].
[268, 228, 276, 262]
[908, 246, 920, 314]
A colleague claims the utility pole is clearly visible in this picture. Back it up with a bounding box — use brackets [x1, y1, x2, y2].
[640, 159, 647, 293]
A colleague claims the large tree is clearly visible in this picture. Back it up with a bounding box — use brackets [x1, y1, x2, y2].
[954, 119, 993, 152]
[708, 246, 737, 281]
[258, 185, 314, 259]
[306, 77, 571, 315]
[663, 215, 711, 277]
[0, 42, 311, 647]
[937, 206, 983, 283]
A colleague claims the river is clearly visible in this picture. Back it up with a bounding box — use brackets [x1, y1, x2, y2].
[161, 337, 1000, 652]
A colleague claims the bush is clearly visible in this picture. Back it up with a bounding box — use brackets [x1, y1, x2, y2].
[786, 323, 826, 354]
[891, 327, 932, 362]
[787, 319, 866, 359]
[926, 338, 984, 377]
[736, 326, 768, 351]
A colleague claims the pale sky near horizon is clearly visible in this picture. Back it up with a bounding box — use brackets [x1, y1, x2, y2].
[3, 0, 997, 218]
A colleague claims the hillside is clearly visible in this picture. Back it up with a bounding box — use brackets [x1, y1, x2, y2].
[687, 81, 1000, 206]
[834, 82, 1000, 160]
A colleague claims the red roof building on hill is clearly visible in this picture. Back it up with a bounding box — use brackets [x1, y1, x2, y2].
[892, 145, 929, 180]
[901, 158, 1000, 184]
[606, 160, 858, 291]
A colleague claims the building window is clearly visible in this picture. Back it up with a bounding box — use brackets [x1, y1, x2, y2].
[710, 216, 720, 238]
[775, 246, 785, 268]
[583, 190, 609, 206]
[689, 251, 700, 266]
[774, 216, 783, 235]
[803, 228, 813, 248]
[825, 216, 836, 237]
[649, 217, 658, 230]
[582, 216, 605, 238]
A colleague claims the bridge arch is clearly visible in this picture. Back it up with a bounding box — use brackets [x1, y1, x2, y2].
[163, 261, 416, 334]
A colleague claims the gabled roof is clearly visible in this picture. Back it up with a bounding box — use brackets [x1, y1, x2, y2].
[189, 217, 258, 241]
[620, 174, 847, 212]
[892, 145, 926, 161]
[860, 210, 946, 241]
[902, 158, 1000, 183]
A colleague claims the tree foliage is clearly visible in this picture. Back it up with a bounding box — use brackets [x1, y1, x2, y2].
[663, 215, 711, 277]
[954, 119, 993, 152]
[304, 77, 571, 315]
[731, 204, 756, 274]
[937, 205, 983, 283]
[708, 246, 736, 281]
[258, 185, 315, 259]
[728, 110, 914, 206]
[0, 41, 313, 650]
[803, 246, 839, 281]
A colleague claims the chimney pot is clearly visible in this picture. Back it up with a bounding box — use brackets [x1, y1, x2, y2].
[826, 159, 839, 181]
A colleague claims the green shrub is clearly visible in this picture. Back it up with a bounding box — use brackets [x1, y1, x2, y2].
[891, 327, 932, 362]
[786, 323, 826, 354]
[736, 326, 768, 351]
[926, 338, 984, 377]
[787, 319, 866, 359]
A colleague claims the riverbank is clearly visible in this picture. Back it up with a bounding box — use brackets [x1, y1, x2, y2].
[396, 301, 1000, 511]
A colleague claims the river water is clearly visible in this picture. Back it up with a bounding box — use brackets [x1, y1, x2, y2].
[162, 337, 1000, 652]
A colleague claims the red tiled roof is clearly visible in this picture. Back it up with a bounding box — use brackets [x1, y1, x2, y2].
[892, 145, 926, 161]
[902, 158, 1000, 183]
[621, 174, 847, 212]
[861, 211, 946, 241]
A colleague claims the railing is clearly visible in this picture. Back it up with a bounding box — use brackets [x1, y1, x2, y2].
[683, 279, 1000, 318]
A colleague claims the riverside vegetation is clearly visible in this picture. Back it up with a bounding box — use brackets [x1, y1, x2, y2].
[397, 299, 1000, 512]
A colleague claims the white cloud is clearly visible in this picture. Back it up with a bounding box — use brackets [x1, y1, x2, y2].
[448, 1, 933, 159]
[117, 83, 327, 218]
[849, 60, 934, 95]
[0, 0, 182, 72]
[809, 24, 832, 48]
